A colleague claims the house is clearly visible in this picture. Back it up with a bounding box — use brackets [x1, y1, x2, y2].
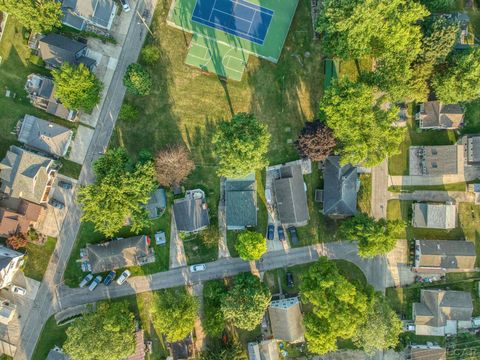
[25, 73, 78, 121]
[18, 115, 73, 157]
[46, 347, 70, 360]
[60, 0, 117, 31]
[412, 203, 457, 229]
[466, 135, 480, 164]
[414, 240, 476, 273]
[143, 188, 167, 219]
[125, 330, 145, 360]
[416, 101, 464, 130]
[0, 146, 56, 204]
[173, 190, 210, 232]
[322, 156, 358, 218]
[273, 164, 309, 226]
[38, 33, 96, 70]
[248, 340, 279, 360]
[409, 145, 462, 176]
[166, 333, 194, 360]
[409, 346, 446, 360]
[413, 289, 473, 336]
[0, 299, 16, 325]
[85, 235, 153, 273]
[0, 200, 44, 237]
[225, 174, 257, 230]
[268, 297, 305, 343]
[0, 246, 24, 289]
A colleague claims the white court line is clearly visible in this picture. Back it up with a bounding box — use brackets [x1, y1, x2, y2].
[229, 0, 273, 16]
[208, 0, 218, 21]
[209, 8, 266, 43]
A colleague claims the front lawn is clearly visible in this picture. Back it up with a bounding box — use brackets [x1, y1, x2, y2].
[23, 236, 56, 281]
[357, 174, 372, 215]
[58, 158, 82, 179]
[182, 230, 219, 265]
[32, 315, 71, 360]
[388, 182, 467, 192]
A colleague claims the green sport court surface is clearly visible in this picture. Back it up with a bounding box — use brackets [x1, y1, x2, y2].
[167, 0, 299, 80]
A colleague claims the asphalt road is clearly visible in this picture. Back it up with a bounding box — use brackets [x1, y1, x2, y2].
[13, 1, 157, 358]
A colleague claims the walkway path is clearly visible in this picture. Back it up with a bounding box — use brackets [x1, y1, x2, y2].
[389, 190, 474, 203]
[190, 283, 206, 352]
[169, 214, 187, 268]
[217, 177, 230, 258]
[389, 174, 467, 186]
[371, 159, 388, 219]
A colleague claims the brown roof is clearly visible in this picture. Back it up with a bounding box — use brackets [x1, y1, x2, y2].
[268, 297, 304, 343]
[125, 330, 145, 360]
[0, 200, 43, 237]
[411, 347, 446, 360]
[418, 101, 464, 129]
[0, 210, 22, 237]
[416, 240, 476, 271]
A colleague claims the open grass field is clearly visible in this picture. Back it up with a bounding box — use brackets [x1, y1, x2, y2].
[23, 236, 56, 281]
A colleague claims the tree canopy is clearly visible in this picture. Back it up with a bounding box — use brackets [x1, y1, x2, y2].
[212, 113, 270, 178]
[319, 79, 405, 167]
[52, 63, 102, 113]
[340, 213, 404, 257]
[78, 148, 157, 237]
[0, 0, 63, 33]
[155, 145, 195, 187]
[235, 231, 267, 261]
[151, 287, 198, 342]
[123, 63, 153, 96]
[200, 340, 247, 360]
[221, 272, 271, 330]
[432, 47, 480, 103]
[63, 302, 135, 360]
[300, 257, 371, 354]
[203, 280, 228, 337]
[295, 121, 336, 161]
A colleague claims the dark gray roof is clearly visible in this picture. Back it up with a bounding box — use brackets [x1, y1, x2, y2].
[322, 156, 358, 217]
[62, 12, 86, 30]
[273, 164, 309, 225]
[38, 33, 87, 68]
[46, 349, 70, 360]
[61, 0, 115, 29]
[173, 198, 210, 232]
[226, 176, 257, 229]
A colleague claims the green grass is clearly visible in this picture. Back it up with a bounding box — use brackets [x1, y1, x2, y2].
[23, 236, 56, 281]
[388, 182, 467, 192]
[182, 231, 219, 265]
[58, 158, 82, 179]
[32, 315, 71, 360]
[63, 195, 172, 287]
[357, 174, 371, 215]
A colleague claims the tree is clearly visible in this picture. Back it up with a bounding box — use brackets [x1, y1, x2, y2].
[200, 340, 247, 360]
[141, 44, 161, 65]
[221, 273, 271, 330]
[78, 148, 157, 237]
[151, 287, 198, 342]
[340, 213, 404, 257]
[155, 145, 195, 187]
[63, 302, 135, 360]
[235, 231, 267, 261]
[0, 0, 62, 33]
[432, 48, 480, 103]
[300, 257, 371, 354]
[353, 295, 402, 354]
[52, 63, 102, 113]
[6, 233, 28, 250]
[319, 79, 405, 167]
[119, 103, 139, 121]
[421, 17, 458, 65]
[212, 113, 270, 178]
[123, 63, 152, 96]
[420, 0, 456, 12]
[295, 121, 336, 161]
[203, 280, 228, 337]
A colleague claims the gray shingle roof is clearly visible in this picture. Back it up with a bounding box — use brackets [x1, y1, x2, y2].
[416, 240, 476, 271]
[412, 203, 457, 229]
[173, 198, 210, 232]
[410, 347, 446, 360]
[61, 0, 116, 29]
[322, 156, 358, 217]
[273, 164, 309, 225]
[38, 33, 87, 68]
[226, 175, 257, 229]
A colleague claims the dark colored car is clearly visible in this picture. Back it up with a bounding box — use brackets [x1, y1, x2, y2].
[278, 226, 285, 241]
[267, 224, 275, 240]
[103, 271, 116, 286]
[288, 226, 299, 245]
[286, 271, 294, 288]
[58, 181, 73, 190]
[50, 199, 65, 209]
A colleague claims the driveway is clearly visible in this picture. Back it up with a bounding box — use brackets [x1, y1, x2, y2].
[169, 214, 187, 269]
[217, 178, 230, 258]
[371, 159, 388, 219]
[389, 190, 475, 203]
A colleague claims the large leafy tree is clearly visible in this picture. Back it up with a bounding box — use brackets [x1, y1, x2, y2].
[420, 0, 456, 12]
[200, 340, 247, 360]
[155, 145, 195, 187]
[212, 113, 270, 178]
[123, 63, 152, 96]
[151, 287, 198, 342]
[0, 0, 62, 33]
[63, 302, 135, 360]
[295, 121, 336, 161]
[432, 47, 480, 103]
[353, 295, 403, 354]
[221, 273, 271, 330]
[52, 63, 102, 113]
[300, 257, 371, 354]
[319, 79, 405, 167]
[78, 148, 157, 237]
[235, 231, 267, 261]
[340, 213, 404, 257]
[203, 280, 228, 337]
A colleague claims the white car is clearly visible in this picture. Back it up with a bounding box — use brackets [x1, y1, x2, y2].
[120, 0, 130, 12]
[189, 264, 206, 272]
[79, 273, 93, 288]
[116, 270, 131, 285]
[11, 285, 26, 296]
[88, 275, 102, 291]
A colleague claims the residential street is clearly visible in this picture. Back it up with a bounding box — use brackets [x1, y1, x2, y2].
[12, 0, 157, 358]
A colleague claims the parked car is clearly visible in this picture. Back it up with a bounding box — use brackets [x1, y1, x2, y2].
[116, 270, 131, 285]
[11, 285, 26, 296]
[190, 264, 206, 272]
[120, 0, 131, 12]
[88, 275, 102, 291]
[288, 226, 299, 245]
[278, 226, 285, 241]
[79, 273, 93, 288]
[50, 199, 65, 209]
[103, 271, 116, 286]
[286, 272, 294, 288]
[267, 224, 275, 240]
[58, 181, 72, 190]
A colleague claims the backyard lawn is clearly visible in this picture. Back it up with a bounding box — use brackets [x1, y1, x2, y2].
[23, 236, 56, 282]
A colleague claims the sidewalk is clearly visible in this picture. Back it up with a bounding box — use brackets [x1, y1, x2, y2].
[169, 214, 187, 268]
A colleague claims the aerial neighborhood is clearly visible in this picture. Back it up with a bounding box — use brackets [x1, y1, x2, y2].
[2, 0, 480, 359]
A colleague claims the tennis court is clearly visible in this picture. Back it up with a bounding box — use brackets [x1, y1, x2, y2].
[191, 0, 273, 45]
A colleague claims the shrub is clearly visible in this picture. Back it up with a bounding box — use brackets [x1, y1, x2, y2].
[123, 63, 152, 96]
[141, 44, 161, 65]
[118, 103, 139, 121]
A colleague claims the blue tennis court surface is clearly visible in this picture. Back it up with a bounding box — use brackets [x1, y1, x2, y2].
[191, 0, 274, 45]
